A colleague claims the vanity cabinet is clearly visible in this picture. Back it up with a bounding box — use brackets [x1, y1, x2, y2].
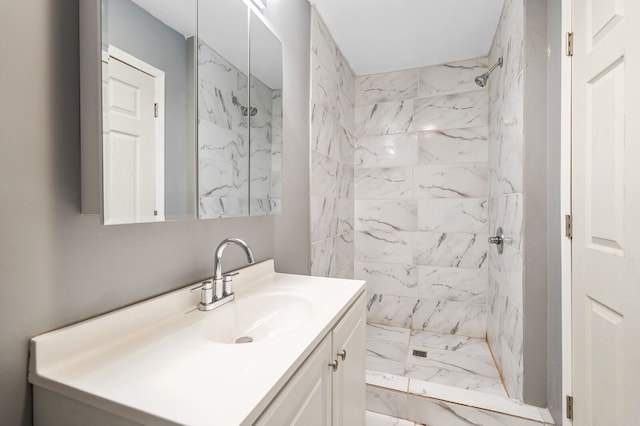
[256, 293, 365, 426]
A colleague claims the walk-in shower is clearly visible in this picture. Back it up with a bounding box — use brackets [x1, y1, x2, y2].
[475, 56, 503, 87]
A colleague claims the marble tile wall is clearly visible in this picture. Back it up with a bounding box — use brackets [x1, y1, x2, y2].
[487, 0, 525, 401]
[354, 57, 490, 339]
[198, 41, 278, 218]
[309, 8, 355, 279]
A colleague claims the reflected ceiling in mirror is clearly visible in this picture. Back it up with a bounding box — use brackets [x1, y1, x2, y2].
[101, 0, 197, 224]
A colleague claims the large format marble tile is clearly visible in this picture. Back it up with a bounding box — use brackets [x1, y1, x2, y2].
[356, 262, 418, 298]
[411, 299, 487, 337]
[413, 232, 488, 269]
[338, 198, 355, 234]
[489, 193, 523, 251]
[417, 198, 487, 233]
[356, 230, 413, 264]
[198, 120, 248, 163]
[418, 266, 487, 304]
[414, 163, 488, 199]
[356, 69, 419, 105]
[366, 371, 410, 393]
[367, 338, 409, 363]
[409, 330, 490, 356]
[355, 199, 417, 233]
[199, 196, 248, 218]
[367, 356, 407, 376]
[407, 370, 506, 397]
[418, 127, 489, 164]
[412, 91, 488, 132]
[311, 151, 338, 197]
[407, 395, 544, 426]
[367, 387, 408, 419]
[366, 293, 416, 328]
[310, 9, 337, 75]
[355, 100, 414, 137]
[367, 323, 411, 344]
[198, 157, 248, 198]
[418, 57, 488, 98]
[406, 346, 497, 378]
[356, 134, 418, 169]
[310, 238, 334, 277]
[355, 167, 413, 199]
[311, 52, 339, 119]
[365, 410, 414, 426]
[311, 103, 340, 158]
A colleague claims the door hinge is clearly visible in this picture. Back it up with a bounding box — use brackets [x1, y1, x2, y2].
[154, 210, 158, 216]
[154, 103, 159, 118]
[565, 214, 573, 239]
[566, 395, 573, 420]
[566, 32, 574, 56]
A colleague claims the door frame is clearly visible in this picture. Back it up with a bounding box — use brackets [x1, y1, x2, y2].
[560, 0, 573, 424]
[104, 45, 166, 221]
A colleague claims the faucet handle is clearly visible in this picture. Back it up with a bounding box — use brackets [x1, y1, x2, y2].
[222, 272, 239, 297]
[190, 280, 213, 292]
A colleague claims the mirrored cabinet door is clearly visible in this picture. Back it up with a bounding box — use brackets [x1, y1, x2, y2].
[197, 0, 250, 218]
[249, 11, 283, 216]
[101, 0, 197, 224]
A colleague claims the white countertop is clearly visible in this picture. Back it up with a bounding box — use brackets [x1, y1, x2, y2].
[29, 260, 365, 425]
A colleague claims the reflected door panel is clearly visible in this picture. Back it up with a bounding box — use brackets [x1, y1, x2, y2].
[103, 57, 158, 224]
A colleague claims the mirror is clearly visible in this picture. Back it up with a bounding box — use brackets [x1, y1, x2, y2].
[248, 12, 283, 215]
[197, 0, 250, 218]
[101, 0, 197, 224]
[96, 0, 283, 223]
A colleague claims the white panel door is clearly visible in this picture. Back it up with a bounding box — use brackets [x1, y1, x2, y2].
[103, 57, 157, 224]
[572, 0, 640, 424]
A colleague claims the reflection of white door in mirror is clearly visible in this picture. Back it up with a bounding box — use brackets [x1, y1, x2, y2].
[102, 46, 165, 224]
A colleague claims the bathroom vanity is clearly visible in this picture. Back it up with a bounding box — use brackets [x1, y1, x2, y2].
[28, 260, 366, 425]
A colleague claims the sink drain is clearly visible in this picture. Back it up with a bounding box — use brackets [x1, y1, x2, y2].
[235, 336, 253, 344]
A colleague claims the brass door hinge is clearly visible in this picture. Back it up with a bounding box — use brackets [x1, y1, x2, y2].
[566, 395, 573, 420]
[566, 32, 574, 56]
[565, 214, 573, 239]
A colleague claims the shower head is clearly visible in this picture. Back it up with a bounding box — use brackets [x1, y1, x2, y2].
[474, 57, 503, 87]
[475, 73, 489, 87]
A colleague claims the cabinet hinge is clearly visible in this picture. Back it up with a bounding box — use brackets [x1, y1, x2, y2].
[566, 395, 573, 420]
[154, 103, 159, 118]
[566, 32, 574, 56]
[565, 214, 573, 239]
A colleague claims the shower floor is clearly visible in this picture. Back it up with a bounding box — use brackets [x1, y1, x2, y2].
[366, 323, 507, 398]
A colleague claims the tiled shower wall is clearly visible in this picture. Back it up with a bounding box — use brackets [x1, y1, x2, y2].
[309, 8, 355, 279]
[198, 41, 280, 218]
[353, 59, 490, 339]
[487, 0, 525, 400]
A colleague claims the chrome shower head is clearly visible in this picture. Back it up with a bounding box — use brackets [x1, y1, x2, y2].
[475, 73, 489, 87]
[474, 57, 503, 87]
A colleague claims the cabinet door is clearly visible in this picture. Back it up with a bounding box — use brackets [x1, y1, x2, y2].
[255, 335, 332, 426]
[331, 293, 366, 426]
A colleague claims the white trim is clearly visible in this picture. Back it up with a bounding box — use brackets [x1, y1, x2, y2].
[560, 0, 573, 424]
[107, 45, 166, 221]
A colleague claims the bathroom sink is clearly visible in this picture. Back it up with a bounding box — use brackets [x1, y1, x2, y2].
[202, 291, 314, 344]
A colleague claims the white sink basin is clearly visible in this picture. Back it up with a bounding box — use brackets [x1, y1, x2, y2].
[203, 291, 314, 344]
[29, 260, 365, 426]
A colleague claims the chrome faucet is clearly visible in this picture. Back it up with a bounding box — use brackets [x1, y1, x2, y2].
[192, 238, 255, 311]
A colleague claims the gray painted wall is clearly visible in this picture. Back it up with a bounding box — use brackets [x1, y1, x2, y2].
[105, 0, 195, 220]
[546, 0, 563, 422]
[0, 1, 310, 424]
[523, 0, 549, 407]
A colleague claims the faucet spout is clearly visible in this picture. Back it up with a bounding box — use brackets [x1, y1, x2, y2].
[214, 238, 255, 280]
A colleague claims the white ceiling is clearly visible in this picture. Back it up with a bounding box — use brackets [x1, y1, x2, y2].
[311, 0, 505, 76]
